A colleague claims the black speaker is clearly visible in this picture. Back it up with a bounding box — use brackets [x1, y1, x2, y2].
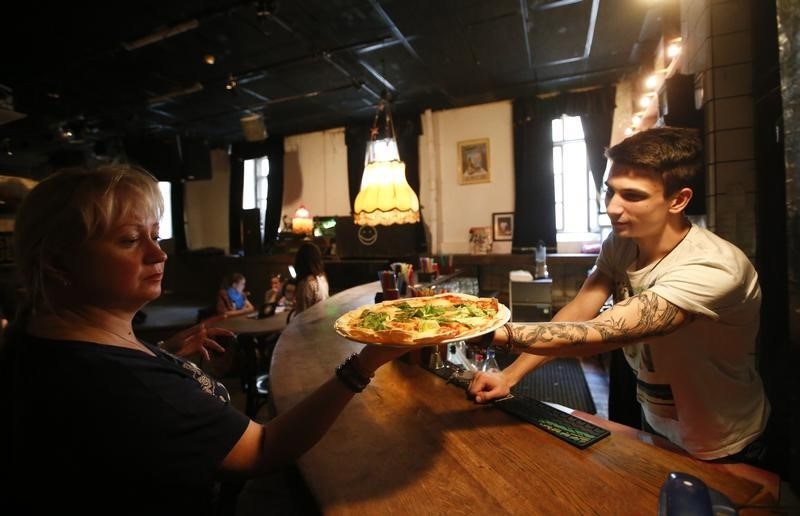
[178, 137, 212, 180]
[658, 74, 706, 216]
[241, 208, 262, 256]
[334, 217, 426, 259]
[123, 135, 182, 181]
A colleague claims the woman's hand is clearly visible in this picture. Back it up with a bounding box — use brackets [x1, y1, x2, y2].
[163, 314, 234, 361]
[356, 345, 408, 376]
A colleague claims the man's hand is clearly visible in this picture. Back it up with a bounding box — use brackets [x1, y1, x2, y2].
[164, 314, 234, 361]
[468, 370, 512, 404]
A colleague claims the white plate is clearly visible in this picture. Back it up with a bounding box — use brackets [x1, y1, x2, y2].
[334, 298, 510, 349]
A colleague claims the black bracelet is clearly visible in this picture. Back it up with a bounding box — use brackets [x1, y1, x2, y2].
[335, 353, 371, 393]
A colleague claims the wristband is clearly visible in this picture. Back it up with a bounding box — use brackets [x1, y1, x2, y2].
[335, 353, 371, 393]
[501, 322, 515, 353]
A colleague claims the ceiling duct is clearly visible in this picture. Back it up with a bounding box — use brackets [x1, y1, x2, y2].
[122, 19, 200, 51]
[147, 82, 204, 106]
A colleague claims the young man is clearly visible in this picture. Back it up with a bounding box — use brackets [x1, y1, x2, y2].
[469, 127, 769, 463]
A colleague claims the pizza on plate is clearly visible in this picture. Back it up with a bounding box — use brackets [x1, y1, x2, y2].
[334, 292, 510, 346]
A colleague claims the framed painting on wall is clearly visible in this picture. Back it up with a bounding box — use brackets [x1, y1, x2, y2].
[457, 138, 490, 185]
[492, 212, 514, 241]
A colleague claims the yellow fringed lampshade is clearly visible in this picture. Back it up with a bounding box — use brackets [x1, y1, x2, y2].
[291, 205, 313, 235]
[354, 159, 420, 225]
[353, 103, 421, 226]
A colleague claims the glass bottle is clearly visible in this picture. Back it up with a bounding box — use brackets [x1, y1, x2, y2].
[535, 240, 548, 279]
[482, 349, 500, 372]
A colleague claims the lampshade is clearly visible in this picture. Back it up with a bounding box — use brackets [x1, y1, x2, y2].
[353, 99, 420, 226]
[240, 113, 268, 142]
[292, 205, 313, 235]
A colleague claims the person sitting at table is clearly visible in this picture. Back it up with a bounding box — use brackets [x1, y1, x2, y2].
[293, 241, 328, 314]
[468, 127, 769, 467]
[278, 277, 297, 311]
[264, 273, 283, 305]
[0, 163, 405, 514]
[217, 272, 255, 316]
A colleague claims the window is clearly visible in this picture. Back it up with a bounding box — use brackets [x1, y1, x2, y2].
[242, 156, 270, 238]
[157, 181, 173, 240]
[551, 115, 600, 244]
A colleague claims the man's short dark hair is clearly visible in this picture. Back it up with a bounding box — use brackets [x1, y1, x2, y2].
[605, 127, 703, 197]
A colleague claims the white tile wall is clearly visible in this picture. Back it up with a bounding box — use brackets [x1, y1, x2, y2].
[713, 95, 754, 129]
[715, 127, 755, 162]
[715, 160, 756, 195]
[711, 0, 751, 35]
[713, 62, 753, 97]
[712, 30, 752, 66]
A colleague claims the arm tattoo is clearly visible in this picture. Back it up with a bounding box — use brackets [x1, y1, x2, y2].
[509, 291, 690, 352]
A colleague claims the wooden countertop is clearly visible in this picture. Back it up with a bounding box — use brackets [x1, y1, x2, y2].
[270, 282, 777, 514]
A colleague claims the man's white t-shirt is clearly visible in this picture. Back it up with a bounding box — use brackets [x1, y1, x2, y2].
[595, 224, 769, 459]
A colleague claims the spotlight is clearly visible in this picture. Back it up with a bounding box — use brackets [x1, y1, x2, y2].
[225, 74, 237, 90]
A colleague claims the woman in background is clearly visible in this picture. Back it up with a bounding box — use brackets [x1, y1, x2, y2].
[293, 241, 328, 314]
[1, 164, 403, 514]
[263, 273, 282, 305]
[217, 272, 255, 316]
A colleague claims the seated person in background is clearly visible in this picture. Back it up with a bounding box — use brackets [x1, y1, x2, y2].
[279, 277, 297, 311]
[217, 272, 255, 316]
[293, 241, 329, 314]
[468, 127, 769, 466]
[1, 163, 405, 513]
[264, 273, 283, 305]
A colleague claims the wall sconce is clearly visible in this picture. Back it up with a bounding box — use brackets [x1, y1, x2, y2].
[292, 205, 314, 235]
[666, 40, 682, 59]
[353, 96, 420, 226]
[644, 74, 659, 90]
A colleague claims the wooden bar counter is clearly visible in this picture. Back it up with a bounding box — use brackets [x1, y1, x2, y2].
[270, 282, 777, 515]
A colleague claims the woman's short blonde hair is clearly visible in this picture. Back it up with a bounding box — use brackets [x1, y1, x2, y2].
[14, 163, 163, 310]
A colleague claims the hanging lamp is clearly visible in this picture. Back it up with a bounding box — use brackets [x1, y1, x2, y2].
[353, 96, 420, 226]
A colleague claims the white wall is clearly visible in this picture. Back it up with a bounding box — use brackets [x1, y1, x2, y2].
[420, 101, 515, 254]
[282, 127, 351, 221]
[183, 104, 516, 256]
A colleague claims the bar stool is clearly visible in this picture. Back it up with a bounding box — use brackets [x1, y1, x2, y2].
[238, 332, 279, 420]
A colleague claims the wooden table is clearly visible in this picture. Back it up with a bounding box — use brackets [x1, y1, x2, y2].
[270, 282, 779, 515]
[213, 309, 288, 336]
[213, 311, 288, 417]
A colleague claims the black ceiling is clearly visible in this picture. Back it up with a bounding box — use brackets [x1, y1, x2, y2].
[0, 0, 658, 173]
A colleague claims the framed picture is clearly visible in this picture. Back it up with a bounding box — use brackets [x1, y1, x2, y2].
[492, 212, 514, 241]
[457, 138, 490, 185]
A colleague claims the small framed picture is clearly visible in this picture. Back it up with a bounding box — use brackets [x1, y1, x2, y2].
[492, 212, 514, 241]
[457, 138, 490, 184]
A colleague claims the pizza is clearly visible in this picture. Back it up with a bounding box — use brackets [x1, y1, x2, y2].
[334, 292, 510, 346]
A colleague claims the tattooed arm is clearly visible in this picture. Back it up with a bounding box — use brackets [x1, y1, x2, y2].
[469, 268, 616, 403]
[502, 290, 692, 357]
